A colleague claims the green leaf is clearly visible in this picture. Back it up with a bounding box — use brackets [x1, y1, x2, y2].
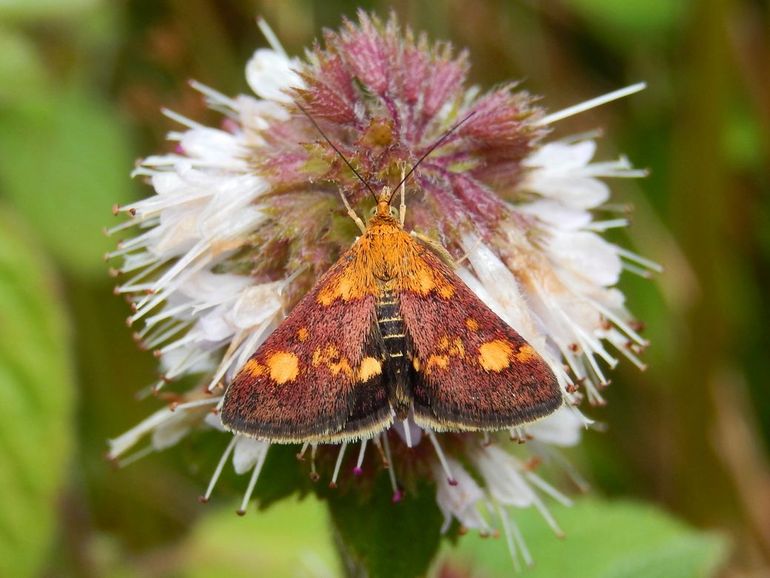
[327, 476, 443, 578]
[0, 206, 75, 578]
[178, 496, 340, 578]
[0, 91, 136, 278]
[0, 26, 47, 103]
[0, 0, 102, 23]
[568, 0, 687, 47]
[449, 499, 728, 578]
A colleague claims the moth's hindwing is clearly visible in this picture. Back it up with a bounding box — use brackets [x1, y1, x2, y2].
[400, 248, 563, 431]
[220, 250, 391, 443]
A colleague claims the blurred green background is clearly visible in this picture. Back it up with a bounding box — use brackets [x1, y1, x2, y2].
[0, 0, 768, 577]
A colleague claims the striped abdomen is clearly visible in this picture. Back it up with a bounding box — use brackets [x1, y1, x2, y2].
[376, 289, 410, 417]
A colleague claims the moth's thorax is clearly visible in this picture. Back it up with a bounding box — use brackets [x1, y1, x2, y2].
[360, 216, 416, 282]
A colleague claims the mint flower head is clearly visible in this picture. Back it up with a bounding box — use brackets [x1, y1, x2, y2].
[106, 11, 652, 570]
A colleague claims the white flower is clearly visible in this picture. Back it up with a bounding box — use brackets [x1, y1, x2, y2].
[434, 458, 490, 534]
[246, 48, 303, 103]
[106, 14, 654, 570]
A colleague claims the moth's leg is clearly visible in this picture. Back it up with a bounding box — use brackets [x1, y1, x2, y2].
[453, 235, 483, 267]
[410, 231, 456, 267]
[338, 189, 366, 233]
[399, 167, 407, 227]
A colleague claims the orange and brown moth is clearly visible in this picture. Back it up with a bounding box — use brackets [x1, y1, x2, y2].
[220, 112, 562, 444]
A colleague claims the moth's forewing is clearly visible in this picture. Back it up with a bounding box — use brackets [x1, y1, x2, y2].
[400, 246, 563, 431]
[220, 245, 392, 443]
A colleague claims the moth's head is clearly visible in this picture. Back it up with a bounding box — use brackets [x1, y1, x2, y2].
[372, 186, 398, 220]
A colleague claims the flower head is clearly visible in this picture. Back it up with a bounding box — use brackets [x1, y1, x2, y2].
[107, 11, 652, 568]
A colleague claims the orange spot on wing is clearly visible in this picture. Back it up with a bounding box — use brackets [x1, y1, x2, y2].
[358, 356, 382, 381]
[297, 327, 309, 342]
[515, 344, 537, 362]
[243, 359, 265, 377]
[424, 335, 465, 374]
[266, 352, 299, 384]
[426, 354, 449, 373]
[478, 339, 514, 372]
[465, 318, 479, 332]
[312, 345, 354, 378]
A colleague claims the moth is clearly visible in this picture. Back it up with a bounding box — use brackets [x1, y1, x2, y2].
[220, 111, 562, 444]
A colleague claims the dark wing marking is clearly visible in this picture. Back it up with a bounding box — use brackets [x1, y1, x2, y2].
[220, 253, 392, 444]
[400, 249, 562, 431]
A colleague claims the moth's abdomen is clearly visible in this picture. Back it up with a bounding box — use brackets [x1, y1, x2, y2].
[376, 289, 410, 418]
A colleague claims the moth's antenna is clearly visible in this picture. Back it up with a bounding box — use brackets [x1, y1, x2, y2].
[295, 103, 378, 203]
[390, 111, 477, 203]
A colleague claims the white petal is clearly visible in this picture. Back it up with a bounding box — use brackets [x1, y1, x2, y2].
[529, 175, 610, 209]
[236, 95, 290, 137]
[525, 141, 596, 171]
[245, 49, 303, 103]
[433, 458, 487, 533]
[548, 231, 622, 287]
[204, 412, 226, 431]
[107, 407, 175, 457]
[180, 127, 246, 163]
[233, 436, 268, 474]
[527, 406, 588, 447]
[473, 446, 535, 508]
[228, 283, 283, 330]
[197, 307, 235, 342]
[518, 199, 592, 230]
[151, 412, 192, 450]
[458, 235, 546, 352]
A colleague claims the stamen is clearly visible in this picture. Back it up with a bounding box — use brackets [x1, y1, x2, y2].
[615, 246, 663, 273]
[372, 434, 388, 466]
[508, 511, 534, 567]
[116, 445, 154, 468]
[161, 107, 206, 130]
[353, 438, 368, 475]
[162, 349, 214, 381]
[104, 215, 146, 236]
[309, 444, 319, 482]
[586, 298, 648, 346]
[622, 262, 653, 278]
[535, 82, 646, 126]
[200, 436, 237, 502]
[607, 331, 648, 371]
[495, 501, 522, 572]
[142, 322, 189, 351]
[206, 330, 248, 392]
[584, 218, 629, 232]
[402, 419, 413, 448]
[144, 303, 195, 331]
[236, 443, 269, 515]
[257, 17, 288, 58]
[296, 442, 310, 461]
[114, 282, 155, 294]
[329, 442, 348, 488]
[532, 442, 590, 493]
[524, 471, 573, 507]
[380, 433, 402, 502]
[134, 381, 160, 400]
[117, 257, 168, 287]
[158, 331, 197, 355]
[530, 490, 565, 538]
[509, 427, 530, 444]
[172, 397, 222, 412]
[427, 430, 457, 485]
[189, 79, 239, 111]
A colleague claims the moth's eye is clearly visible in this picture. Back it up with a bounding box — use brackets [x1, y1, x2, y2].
[368, 206, 378, 217]
[389, 206, 398, 218]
